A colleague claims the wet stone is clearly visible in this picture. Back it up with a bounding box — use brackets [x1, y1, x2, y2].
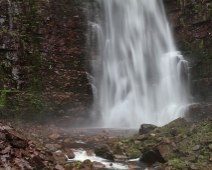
[10, 140, 28, 148]
[0, 143, 4, 149]
[54, 164, 65, 170]
[45, 144, 56, 151]
[137, 134, 148, 141]
[139, 124, 157, 135]
[113, 154, 128, 161]
[192, 145, 200, 151]
[30, 156, 46, 169]
[0, 132, 6, 141]
[92, 161, 106, 169]
[53, 152, 68, 163]
[86, 149, 93, 157]
[64, 148, 75, 159]
[49, 134, 60, 140]
[190, 164, 198, 170]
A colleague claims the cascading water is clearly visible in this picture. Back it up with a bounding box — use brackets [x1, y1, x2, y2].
[89, 0, 189, 127]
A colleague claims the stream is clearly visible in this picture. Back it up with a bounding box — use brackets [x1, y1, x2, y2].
[59, 128, 147, 169]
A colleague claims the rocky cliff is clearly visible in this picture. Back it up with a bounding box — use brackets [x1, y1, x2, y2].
[1, 0, 212, 122]
[0, 0, 92, 122]
[164, 0, 212, 102]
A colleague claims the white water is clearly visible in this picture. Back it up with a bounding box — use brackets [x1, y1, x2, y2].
[90, 0, 189, 127]
[68, 149, 132, 169]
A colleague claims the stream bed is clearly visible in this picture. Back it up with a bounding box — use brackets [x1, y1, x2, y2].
[61, 128, 147, 169]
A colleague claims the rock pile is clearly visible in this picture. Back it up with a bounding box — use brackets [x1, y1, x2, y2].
[94, 117, 212, 170]
[0, 120, 59, 169]
[0, 121, 114, 170]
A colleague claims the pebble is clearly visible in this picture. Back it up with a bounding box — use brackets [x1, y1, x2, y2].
[192, 145, 200, 151]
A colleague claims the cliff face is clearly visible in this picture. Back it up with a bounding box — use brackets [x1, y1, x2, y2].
[0, 0, 92, 121]
[1, 0, 212, 122]
[164, 0, 212, 102]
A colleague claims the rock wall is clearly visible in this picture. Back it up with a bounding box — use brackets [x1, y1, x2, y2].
[164, 0, 212, 102]
[0, 0, 92, 122]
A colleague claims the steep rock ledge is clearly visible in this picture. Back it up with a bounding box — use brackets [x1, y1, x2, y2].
[0, 0, 92, 122]
[164, 0, 212, 102]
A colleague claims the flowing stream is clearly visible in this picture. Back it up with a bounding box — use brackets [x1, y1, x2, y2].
[90, 0, 189, 128]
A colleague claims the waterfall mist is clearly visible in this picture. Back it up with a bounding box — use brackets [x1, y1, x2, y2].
[89, 0, 189, 128]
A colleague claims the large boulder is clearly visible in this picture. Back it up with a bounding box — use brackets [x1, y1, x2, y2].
[139, 124, 157, 135]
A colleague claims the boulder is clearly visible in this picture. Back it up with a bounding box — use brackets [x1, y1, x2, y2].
[94, 145, 113, 160]
[139, 124, 157, 135]
[64, 148, 75, 159]
[113, 154, 128, 161]
[92, 161, 106, 169]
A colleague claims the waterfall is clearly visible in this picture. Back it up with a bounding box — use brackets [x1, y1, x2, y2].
[89, 0, 189, 127]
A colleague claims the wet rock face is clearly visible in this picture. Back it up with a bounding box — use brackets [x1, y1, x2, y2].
[164, 0, 212, 103]
[0, 0, 92, 121]
[139, 124, 157, 135]
[185, 103, 212, 121]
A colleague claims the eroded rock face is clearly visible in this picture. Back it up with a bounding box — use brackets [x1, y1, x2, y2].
[185, 103, 212, 121]
[164, 0, 212, 103]
[0, 0, 92, 121]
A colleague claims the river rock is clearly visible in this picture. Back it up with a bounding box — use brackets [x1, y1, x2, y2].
[92, 161, 106, 169]
[94, 145, 113, 160]
[65, 148, 75, 159]
[53, 152, 68, 163]
[139, 124, 157, 135]
[140, 149, 166, 164]
[137, 134, 148, 141]
[81, 159, 93, 169]
[49, 133, 60, 140]
[30, 156, 46, 169]
[113, 154, 128, 161]
[45, 144, 56, 151]
[86, 149, 93, 157]
[54, 164, 65, 170]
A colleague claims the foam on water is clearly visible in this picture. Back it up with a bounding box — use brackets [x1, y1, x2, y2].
[68, 149, 134, 169]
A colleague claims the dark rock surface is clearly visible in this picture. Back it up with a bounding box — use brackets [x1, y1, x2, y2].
[139, 124, 157, 135]
[164, 0, 212, 103]
[185, 102, 212, 121]
[92, 117, 212, 169]
[0, 0, 92, 121]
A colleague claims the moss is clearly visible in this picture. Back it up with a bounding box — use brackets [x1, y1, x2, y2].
[180, 0, 183, 8]
[199, 40, 204, 49]
[120, 138, 131, 143]
[168, 158, 187, 169]
[75, 161, 82, 168]
[0, 90, 20, 109]
[128, 147, 141, 159]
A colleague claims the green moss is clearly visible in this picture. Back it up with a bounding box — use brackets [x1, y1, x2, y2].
[121, 138, 131, 143]
[199, 40, 204, 49]
[0, 90, 20, 109]
[168, 158, 187, 169]
[180, 0, 183, 8]
[128, 147, 141, 159]
[75, 161, 82, 168]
